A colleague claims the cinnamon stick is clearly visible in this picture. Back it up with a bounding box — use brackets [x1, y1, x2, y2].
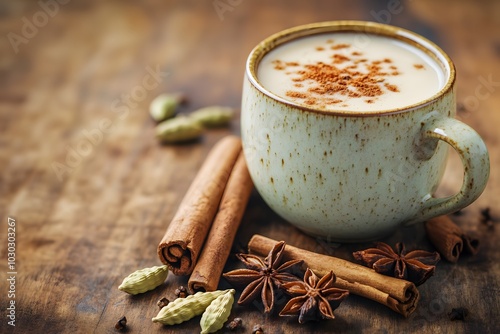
[425, 215, 479, 263]
[188, 153, 254, 292]
[248, 234, 420, 317]
[158, 136, 242, 275]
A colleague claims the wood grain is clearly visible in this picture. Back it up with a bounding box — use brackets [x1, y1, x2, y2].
[0, 0, 498, 333]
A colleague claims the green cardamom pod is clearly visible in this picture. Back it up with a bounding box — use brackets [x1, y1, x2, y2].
[189, 106, 234, 127]
[200, 289, 235, 334]
[152, 290, 226, 325]
[150, 93, 184, 122]
[118, 265, 168, 295]
[155, 116, 204, 143]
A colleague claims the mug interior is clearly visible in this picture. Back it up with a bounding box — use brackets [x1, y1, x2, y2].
[246, 21, 455, 116]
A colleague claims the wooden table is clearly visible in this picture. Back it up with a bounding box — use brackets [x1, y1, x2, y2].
[1, 0, 499, 333]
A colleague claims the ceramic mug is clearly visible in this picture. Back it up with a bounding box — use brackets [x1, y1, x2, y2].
[241, 21, 490, 242]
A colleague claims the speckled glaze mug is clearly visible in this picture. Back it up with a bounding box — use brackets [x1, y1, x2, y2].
[241, 21, 490, 242]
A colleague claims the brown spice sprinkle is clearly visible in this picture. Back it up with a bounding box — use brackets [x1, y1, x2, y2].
[414, 64, 425, 69]
[331, 43, 350, 50]
[272, 60, 285, 70]
[332, 54, 350, 64]
[304, 98, 317, 105]
[286, 91, 308, 99]
[384, 83, 400, 92]
[316, 46, 325, 51]
[274, 43, 402, 107]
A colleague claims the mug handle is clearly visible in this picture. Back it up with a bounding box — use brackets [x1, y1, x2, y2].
[406, 115, 490, 225]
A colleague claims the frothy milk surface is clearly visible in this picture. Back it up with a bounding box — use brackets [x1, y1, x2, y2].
[257, 33, 446, 112]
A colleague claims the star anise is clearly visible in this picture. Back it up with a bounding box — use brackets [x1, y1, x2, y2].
[279, 268, 349, 323]
[353, 242, 440, 285]
[223, 241, 303, 313]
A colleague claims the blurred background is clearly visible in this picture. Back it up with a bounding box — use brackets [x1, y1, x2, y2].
[0, 1, 499, 333]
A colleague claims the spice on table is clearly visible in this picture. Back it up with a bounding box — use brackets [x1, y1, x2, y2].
[353, 242, 440, 286]
[200, 289, 235, 334]
[118, 265, 169, 295]
[480, 207, 494, 228]
[175, 286, 188, 298]
[280, 268, 348, 323]
[189, 106, 234, 127]
[248, 235, 420, 317]
[226, 317, 243, 331]
[152, 290, 227, 325]
[425, 215, 479, 263]
[223, 241, 303, 313]
[149, 93, 185, 122]
[252, 325, 264, 334]
[448, 307, 469, 321]
[114, 316, 127, 330]
[188, 152, 254, 293]
[157, 136, 242, 275]
[157, 297, 170, 309]
[155, 116, 204, 144]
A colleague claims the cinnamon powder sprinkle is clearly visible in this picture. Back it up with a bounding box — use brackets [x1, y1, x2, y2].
[286, 91, 308, 99]
[332, 54, 350, 64]
[272, 60, 285, 70]
[304, 98, 317, 105]
[316, 46, 325, 51]
[384, 83, 400, 92]
[414, 64, 425, 69]
[331, 43, 350, 50]
[355, 59, 368, 64]
[288, 60, 392, 101]
[273, 46, 402, 107]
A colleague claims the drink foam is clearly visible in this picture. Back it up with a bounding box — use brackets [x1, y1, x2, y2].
[257, 32, 446, 112]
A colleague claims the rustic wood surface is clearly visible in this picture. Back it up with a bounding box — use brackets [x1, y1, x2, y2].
[1, 0, 499, 333]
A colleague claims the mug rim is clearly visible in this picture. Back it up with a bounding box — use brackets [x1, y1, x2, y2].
[246, 21, 456, 117]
